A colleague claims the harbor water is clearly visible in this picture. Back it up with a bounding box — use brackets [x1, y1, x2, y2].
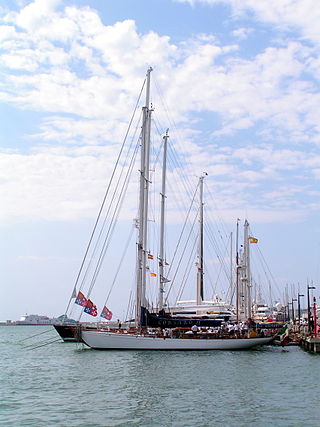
[1, 326, 320, 427]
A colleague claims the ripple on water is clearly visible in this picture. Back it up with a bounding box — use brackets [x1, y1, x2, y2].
[1, 328, 320, 427]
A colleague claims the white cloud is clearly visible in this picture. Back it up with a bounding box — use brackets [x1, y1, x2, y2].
[0, 24, 16, 40]
[9, 0, 61, 32]
[232, 27, 254, 40]
[0, 0, 319, 225]
[175, 0, 320, 45]
[0, 148, 115, 223]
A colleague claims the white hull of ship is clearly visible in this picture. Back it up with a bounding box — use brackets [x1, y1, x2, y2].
[81, 330, 273, 350]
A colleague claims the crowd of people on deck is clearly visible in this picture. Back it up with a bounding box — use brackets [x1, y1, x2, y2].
[107, 317, 279, 338]
[158, 319, 276, 339]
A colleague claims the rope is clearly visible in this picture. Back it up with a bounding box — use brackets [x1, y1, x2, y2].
[65, 77, 146, 319]
[18, 328, 54, 342]
[24, 338, 62, 350]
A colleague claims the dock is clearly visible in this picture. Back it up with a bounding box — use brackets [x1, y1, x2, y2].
[287, 324, 320, 354]
[299, 336, 320, 353]
[278, 324, 320, 354]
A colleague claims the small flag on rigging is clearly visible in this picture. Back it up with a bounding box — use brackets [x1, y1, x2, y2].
[148, 253, 154, 260]
[150, 272, 157, 277]
[84, 299, 98, 317]
[249, 237, 258, 243]
[75, 291, 87, 307]
[101, 306, 113, 320]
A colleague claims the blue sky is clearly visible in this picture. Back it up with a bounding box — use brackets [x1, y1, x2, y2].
[1, 0, 320, 321]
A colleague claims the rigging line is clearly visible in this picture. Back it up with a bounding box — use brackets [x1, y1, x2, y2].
[229, 281, 236, 305]
[153, 114, 167, 138]
[204, 225, 230, 287]
[85, 140, 140, 301]
[77, 112, 142, 296]
[25, 338, 62, 351]
[255, 245, 278, 287]
[202, 228, 229, 294]
[204, 181, 230, 239]
[84, 144, 139, 299]
[166, 178, 192, 223]
[18, 328, 54, 342]
[252, 248, 280, 301]
[204, 252, 221, 295]
[127, 275, 136, 321]
[205, 225, 231, 287]
[76, 140, 140, 322]
[153, 75, 197, 193]
[168, 135, 203, 202]
[167, 143, 197, 203]
[165, 206, 199, 303]
[147, 120, 162, 188]
[212, 250, 228, 301]
[165, 139, 201, 214]
[202, 260, 217, 300]
[203, 208, 229, 253]
[175, 234, 198, 303]
[153, 118, 197, 204]
[77, 108, 142, 292]
[64, 78, 146, 318]
[205, 212, 229, 253]
[147, 132, 162, 228]
[152, 116, 167, 165]
[204, 222, 227, 266]
[125, 290, 133, 323]
[165, 149, 201, 222]
[248, 225, 282, 298]
[204, 213, 231, 274]
[73, 97, 143, 306]
[153, 75, 210, 224]
[103, 224, 135, 307]
[165, 181, 199, 279]
[23, 336, 61, 348]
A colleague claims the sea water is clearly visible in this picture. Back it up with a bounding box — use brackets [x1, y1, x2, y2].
[1, 326, 320, 427]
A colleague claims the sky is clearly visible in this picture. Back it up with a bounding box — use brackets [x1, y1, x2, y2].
[1, 0, 320, 321]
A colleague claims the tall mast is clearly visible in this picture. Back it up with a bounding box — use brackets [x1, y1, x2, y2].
[196, 174, 206, 305]
[236, 218, 240, 322]
[136, 67, 152, 328]
[230, 231, 233, 304]
[243, 219, 252, 319]
[158, 130, 169, 311]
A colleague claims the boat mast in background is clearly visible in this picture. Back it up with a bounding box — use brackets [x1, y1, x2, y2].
[230, 231, 233, 306]
[236, 218, 240, 322]
[158, 130, 169, 311]
[196, 173, 206, 305]
[243, 219, 252, 319]
[136, 67, 153, 329]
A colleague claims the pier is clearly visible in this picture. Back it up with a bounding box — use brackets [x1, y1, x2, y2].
[283, 321, 320, 354]
[298, 323, 320, 353]
[299, 336, 320, 353]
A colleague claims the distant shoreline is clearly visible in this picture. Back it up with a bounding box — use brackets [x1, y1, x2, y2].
[0, 322, 56, 326]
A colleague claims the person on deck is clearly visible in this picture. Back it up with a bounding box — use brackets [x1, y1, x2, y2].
[191, 324, 199, 334]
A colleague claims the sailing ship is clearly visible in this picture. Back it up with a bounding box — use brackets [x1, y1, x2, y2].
[78, 68, 274, 350]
